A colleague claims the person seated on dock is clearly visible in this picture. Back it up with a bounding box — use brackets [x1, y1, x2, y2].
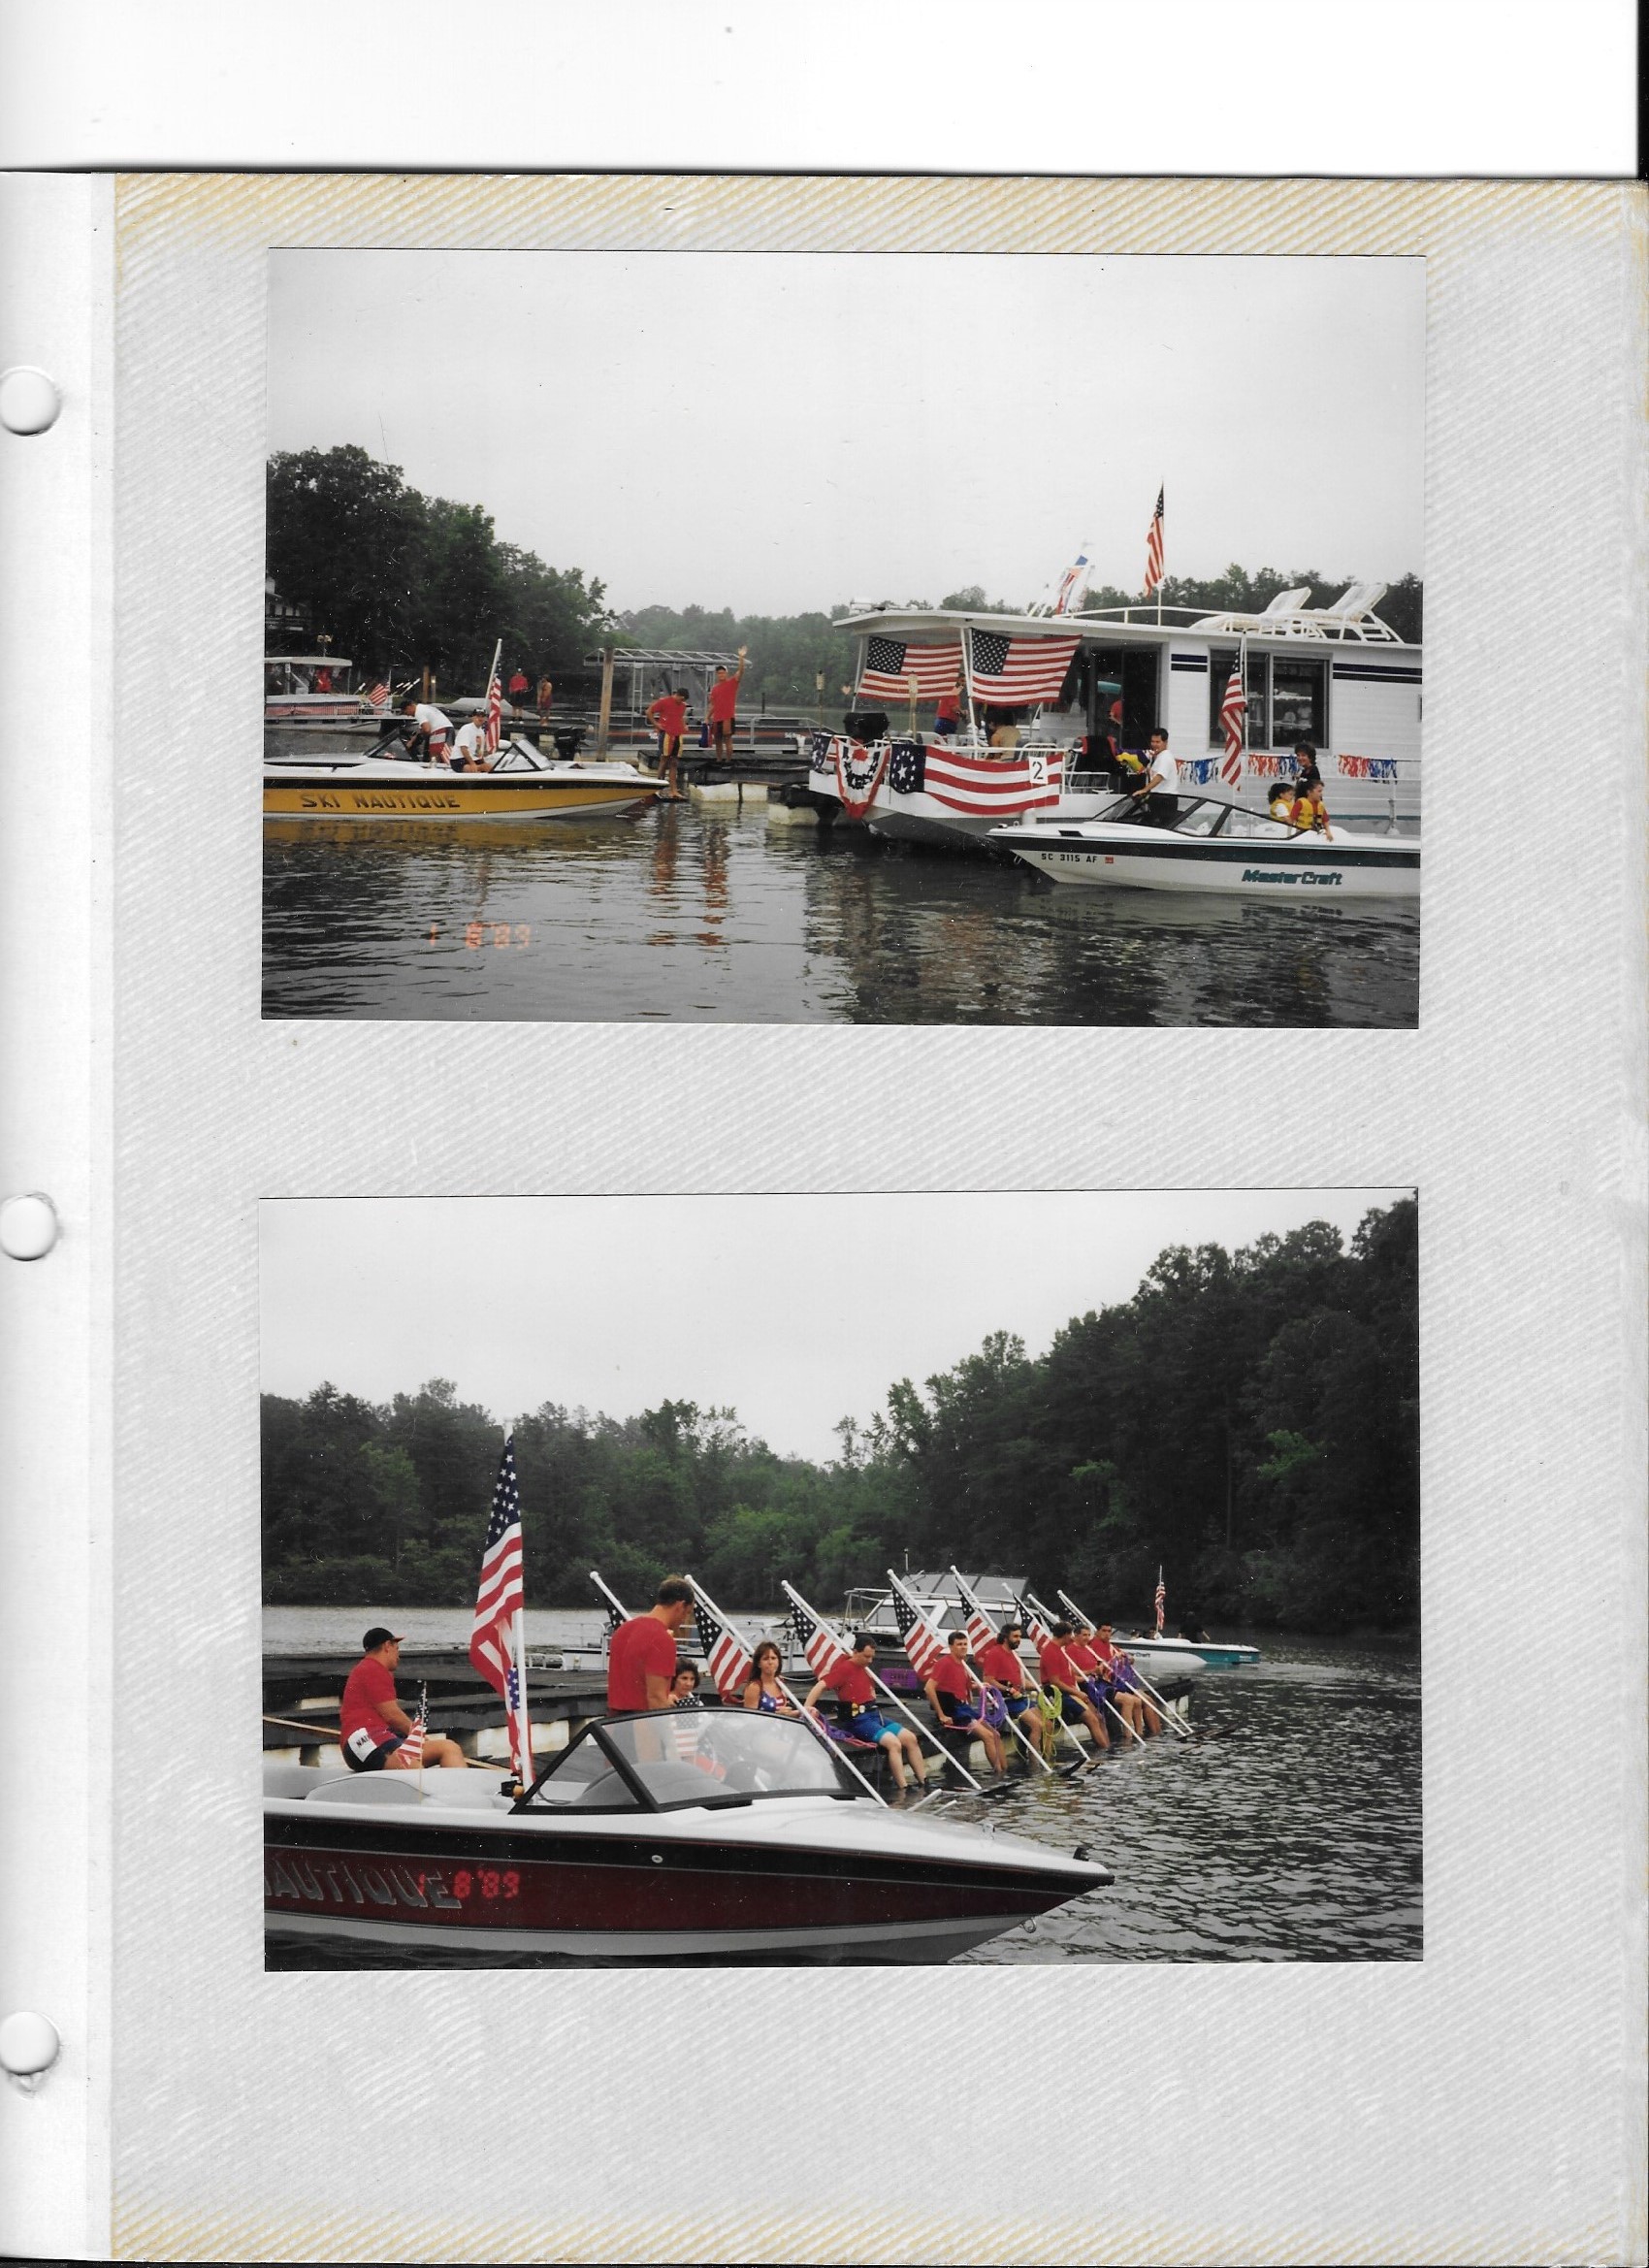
[1038, 1619, 1110, 1751]
[741, 1638, 800, 1716]
[340, 1629, 468, 1771]
[670, 1664, 705, 1709]
[923, 1630, 1010, 1776]
[607, 1576, 697, 1712]
[645, 686, 691, 800]
[1092, 1621, 1162, 1734]
[976, 1620, 1046, 1756]
[803, 1633, 926, 1792]
[1070, 1621, 1146, 1742]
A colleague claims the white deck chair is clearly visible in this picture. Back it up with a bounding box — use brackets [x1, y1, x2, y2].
[1314, 580, 1388, 623]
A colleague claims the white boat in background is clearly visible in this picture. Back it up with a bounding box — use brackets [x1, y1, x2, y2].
[264, 731, 661, 823]
[809, 585, 1420, 849]
[264, 653, 372, 723]
[991, 791, 1419, 899]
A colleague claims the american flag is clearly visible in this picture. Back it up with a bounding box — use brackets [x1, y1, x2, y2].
[785, 1588, 850, 1680]
[1218, 653, 1247, 785]
[859, 636, 964, 701]
[967, 631, 1080, 708]
[400, 1681, 428, 1770]
[1144, 487, 1165, 596]
[888, 740, 926, 796]
[958, 1591, 995, 1657]
[484, 657, 503, 755]
[1153, 1568, 1166, 1636]
[693, 1599, 754, 1702]
[922, 741, 1064, 816]
[889, 1575, 948, 1680]
[1015, 1593, 1053, 1649]
[1051, 548, 1090, 616]
[363, 681, 391, 710]
[469, 1437, 529, 1780]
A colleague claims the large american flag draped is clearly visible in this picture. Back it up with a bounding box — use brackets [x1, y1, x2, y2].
[921, 740, 1064, 816]
[693, 1599, 754, 1701]
[785, 1589, 850, 1680]
[889, 1576, 948, 1680]
[1144, 487, 1165, 596]
[858, 636, 964, 702]
[1218, 653, 1247, 785]
[469, 1437, 529, 1779]
[967, 630, 1080, 708]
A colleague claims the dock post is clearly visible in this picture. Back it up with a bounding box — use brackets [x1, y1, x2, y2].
[595, 645, 615, 760]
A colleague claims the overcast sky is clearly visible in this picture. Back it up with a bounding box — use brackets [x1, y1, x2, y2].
[268, 251, 1424, 619]
[261, 1189, 1410, 1462]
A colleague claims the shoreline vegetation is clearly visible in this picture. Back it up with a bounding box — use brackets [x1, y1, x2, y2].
[267, 445, 1423, 707]
[263, 1200, 1417, 1636]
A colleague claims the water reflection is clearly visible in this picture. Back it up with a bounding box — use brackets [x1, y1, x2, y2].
[264, 805, 1418, 1026]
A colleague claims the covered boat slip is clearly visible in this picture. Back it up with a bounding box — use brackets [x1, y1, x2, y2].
[826, 595, 1421, 835]
[264, 1709, 1108, 1964]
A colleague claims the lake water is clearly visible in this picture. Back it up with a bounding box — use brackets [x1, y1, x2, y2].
[263, 804, 1419, 1026]
[264, 1613, 1420, 1963]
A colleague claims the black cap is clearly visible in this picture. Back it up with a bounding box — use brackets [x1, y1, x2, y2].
[363, 1626, 405, 1651]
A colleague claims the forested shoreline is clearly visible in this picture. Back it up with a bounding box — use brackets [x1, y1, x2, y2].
[263, 1200, 1417, 1635]
[267, 445, 1422, 709]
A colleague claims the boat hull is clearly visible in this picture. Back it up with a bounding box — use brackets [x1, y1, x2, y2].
[264, 1791, 1107, 1964]
[992, 827, 1418, 898]
[264, 765, 659, 822]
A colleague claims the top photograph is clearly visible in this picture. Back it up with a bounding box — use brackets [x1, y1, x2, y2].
[261, 250, 1422, 1028]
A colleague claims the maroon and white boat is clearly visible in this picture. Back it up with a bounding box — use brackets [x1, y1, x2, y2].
[265, 1707, 1109, 1964]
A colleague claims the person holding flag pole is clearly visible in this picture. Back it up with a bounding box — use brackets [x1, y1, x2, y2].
[782, 1578, 996, 1800]
[1024, 1588, 1138, 1750]
[885, 1570, 1028, 1795]
[682, 1571, 894, 1810]
[946, 1568, 1065, 1778]
[469, 1435, 534, 1790]
[1057, 1585, 1192, 1742]
[1014, 1594, 1102, 1768]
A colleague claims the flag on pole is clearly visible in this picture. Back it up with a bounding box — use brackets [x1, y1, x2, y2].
[1051, 546, 1091, 617]
[1154, 1568, 1167, 1636]
[784, 1586, 851, 1679]
[967, 629, 1081, 708]
[1218, 651, 1247, 785]
[363, 680, 391, 710]
[400, 1681, 428, 1771]
[469, 1437, 530, 1782]
[950, 1570, 997, 1656]
[858, 636, 965, 702]
[887, 1571, 948, 1680]
[1144, 487, 1166, 596]
[692, 1599, 755, 1702]
[1015, 1593, 1054, 1649]
[484, 639, 504, 755]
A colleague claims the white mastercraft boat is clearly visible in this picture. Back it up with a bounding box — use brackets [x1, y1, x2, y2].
[989, 790, 1419, 899]
[808, 584, 1420, 850]
[265, 1708, 1110, 1965]
[264, 730, 661, 822]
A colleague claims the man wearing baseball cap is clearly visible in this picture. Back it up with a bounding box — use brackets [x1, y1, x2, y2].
[339, 1628, 468, 1770]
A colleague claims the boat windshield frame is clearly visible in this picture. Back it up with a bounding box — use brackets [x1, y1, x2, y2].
[516, 1708, 869, 1815]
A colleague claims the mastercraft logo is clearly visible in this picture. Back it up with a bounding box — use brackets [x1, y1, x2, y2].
[1243, 868, 1343, 888]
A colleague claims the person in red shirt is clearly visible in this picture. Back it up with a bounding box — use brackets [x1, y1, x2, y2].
[933, 671, 963, 738]
[975, 1619, 1046, 1755]
[1038, 1619, 1109, 1751]
[1093, 1620, 1161, 1735]
[606, 1577, 697, 1711]
[507, 668, 530, 702]
[803, 1634, 926, 1792]
[339, 1629, 469, 1771]
[1069, 1623, 1144, 1744]
[923, 1630, 1009, 1775]
[706, 647, 748, 759]
[645, 685, 691, 801]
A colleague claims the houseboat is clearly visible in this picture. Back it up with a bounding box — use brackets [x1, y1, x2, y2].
[264, 653, 371, 723]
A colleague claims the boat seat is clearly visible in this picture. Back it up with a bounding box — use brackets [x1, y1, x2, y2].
[263, 1760, 324, 1800]
[304, 1774, 425, 1807]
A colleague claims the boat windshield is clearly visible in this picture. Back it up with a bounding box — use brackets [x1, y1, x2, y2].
[590, 1711, 862, 1810]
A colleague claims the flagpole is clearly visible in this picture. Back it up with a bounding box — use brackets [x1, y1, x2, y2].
[1018, 1589, 1103, 1766]
[683, 1572, 889, 1808]
[1030, 1586, 1144, 1747]
[946, 1567, 1056, 1775]
[509, 1604, 532, 1783]
[780, 1577, 988, 1797]
[1055, 1585, 1186, 1744]
[881, 1570, 1001, 1796]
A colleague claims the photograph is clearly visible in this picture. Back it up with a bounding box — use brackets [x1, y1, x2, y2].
[263, 250, 1423, 1028]
[261, 1188, 1420, 1967]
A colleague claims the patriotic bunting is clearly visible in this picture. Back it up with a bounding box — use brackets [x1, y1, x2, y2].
[1338, 754, 1397, 780]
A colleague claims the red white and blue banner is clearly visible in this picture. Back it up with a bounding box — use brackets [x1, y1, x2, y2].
[918, 741, 1064, 816]
[833, 736, 889, 818]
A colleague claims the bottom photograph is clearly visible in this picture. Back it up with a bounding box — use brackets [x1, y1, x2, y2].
[259, 1186, 1419, 1967]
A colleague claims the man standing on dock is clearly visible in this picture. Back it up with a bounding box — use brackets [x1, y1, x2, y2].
[607, 1576, 697, 1711]
[706, 647, 748, 761]
[340, 1629, 468, 1770]
[645, 685, 691, 800]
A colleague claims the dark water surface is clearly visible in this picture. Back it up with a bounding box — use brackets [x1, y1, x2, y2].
[263, 805, 1419, 1026]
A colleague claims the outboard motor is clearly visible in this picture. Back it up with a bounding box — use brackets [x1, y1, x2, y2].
[842, 709, 889, 741]
[552, 726, 586, 761]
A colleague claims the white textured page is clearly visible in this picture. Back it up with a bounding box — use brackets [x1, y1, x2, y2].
[70, 174, 1649, 2263]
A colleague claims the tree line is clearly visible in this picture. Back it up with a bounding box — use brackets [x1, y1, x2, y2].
[267, 446, 1423, 710]
[263, 1198, 1417, 1635]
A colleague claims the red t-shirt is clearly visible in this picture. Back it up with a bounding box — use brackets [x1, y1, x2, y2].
[1067, 1638, 1100, 1674]
[976, 1641, 1024, 1689]
[927, 1656, 972, 1705]
[507, 671, 529, 695]
[1092, 1636, 1118, 1666]
[607, 1615, 678, 1709]
[649, 696, 688, 736]
[1038, 1638, 1077, 1687]
[340, 1655, 399, 1749]
[707, 674, 741, 723]
[824, 1656, 874, 1709]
